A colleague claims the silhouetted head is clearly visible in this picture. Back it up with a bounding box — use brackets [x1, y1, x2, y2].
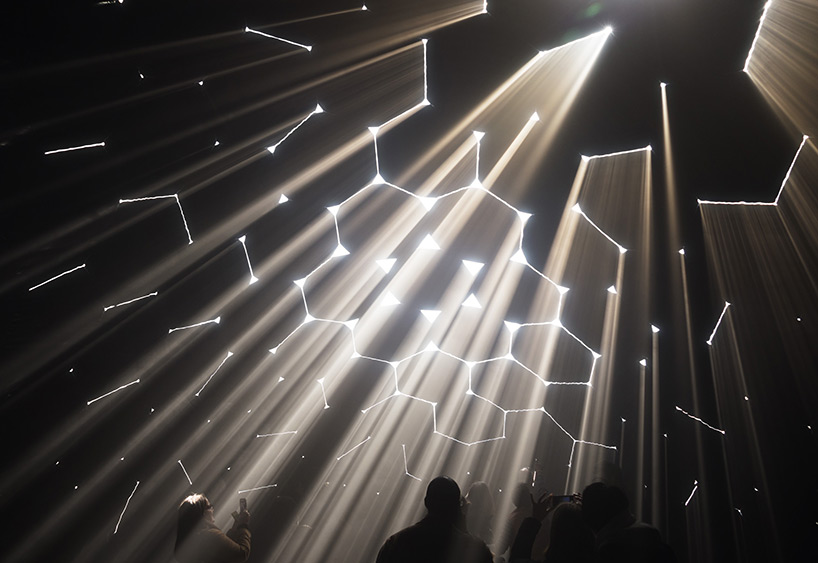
[581, 482, 629, 533]
[175, 493, 213, 552]
[425, 476, 461, 521]
[465, 481, 494, 516]
[511, 483, 530, 508]
[546, 502, 595, 562]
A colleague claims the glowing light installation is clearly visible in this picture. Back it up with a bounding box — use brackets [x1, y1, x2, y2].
[87, 379, 140, 405]
[266, 104, 324, 154]
[571, 202, 627, 254]
[28, 263, 86, 291]
[238, 235, 259, 284]
[168, 316, 221, 333]
[256, 430, 298, 438]
[336, 436, 371, 461]
[675, 406, 726, 435]
[697, 135, 809, 205]
[402, 445, 422, 481]
[113, 481, 139, 534]
[245, 27, 313, 52]
[103, 291, 158, 312]
[119, 194, 193, 244]
[684, 480, 699, 506]
[743, 1, 774, 73]
[177, 460, 193, 485]
[44, 141, 105, 155]
[706, 301, 731, 346]
[195, 351, 234, 396]
[265, 127, 610, 450]
[238, 484, 278, 494]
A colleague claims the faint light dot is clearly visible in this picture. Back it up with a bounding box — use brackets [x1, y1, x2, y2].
[343, 483, 347, 487]
[744, 396, 749, 401]
[74, 485, 78, 490]
[796, 317, 802, 322]
[121, 457, 125, 461]
[247, 409, 252, 414]
[376, 492, 380, 495]
[227, 467, 231, 471]
[301, 455, 305, 459]
[326, 482, 330, 486]
[207, 420, 211, 423]
[56, 461, 60, 465]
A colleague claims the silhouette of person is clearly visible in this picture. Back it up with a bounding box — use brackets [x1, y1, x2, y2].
[465, 481, 494, 545]
[174, 493, 251, 563]
[581, 483, 676, 563]
[376, 476, 493, 563]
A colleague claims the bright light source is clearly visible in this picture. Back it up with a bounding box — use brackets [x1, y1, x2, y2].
[607, 285, 617, 294]
[294, 277, 307, 288]
[381, 291, 401, 306]
[678, 248, 685, 255]
[529, 112, 540, 122]
[517, 210, 532, 223]
[368, 126, 380, 135]
[376, 258, 396, 273]
[372, 173, 385, 185]
[332, 245, 350, 257]
[327, 205, 340, 216]
[473, 131, 485, 141]
[651, 325, 660, 333]
[510, 249, 528, 264]
[639, 359, 647, 367]
[279, 194, 289, 204]
[314, 104, 324, 114]
[462, 260, 484, 274]
[421, 310, 441, 322]
[462, 293, 481, 308]
[418, 196, 437, 210]
[571, 203, 583, 214]
[504, 321, 521, 333]
[418, 234, 440, 250]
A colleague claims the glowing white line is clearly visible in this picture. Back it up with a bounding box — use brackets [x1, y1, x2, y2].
[575, 439, 618, 450]
[103, 291, 158, 311]
[119, 194, 193, 244]
[402, 444, 422, 481]
[177, 460, 193, 485]
[317, 379, 330, 409]
[168, 316, 221, 333]
[422, 39, 429, 103]
[775, 135, 810, 204]
[676, 406, 726, 435]
[238, 484, 277, 494]
[195, 351, 234, 396]
[743, 0, 773, 73]
[685, 480, 699, 506]
[572, 204, 627, 253]
[706, 301, 731, 345]
[29, 263, 86, 291]
[336, 436, 371, 461]
[584, 145, 651, 160]
[267, 104, 323, 154]
[238, 236, 259, 284]
[114, 481, 140, 534]
[44, 141, 105, 155]
[256, 431, 298, 438]
[245, 27, 312, 51]
[87, 379, 140, 405]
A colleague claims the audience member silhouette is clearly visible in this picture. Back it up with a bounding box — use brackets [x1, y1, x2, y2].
[509, 493, 593, 563]
[174, 493, 251, 563]
[581, 483, 676, 563]
[376, 476, 493, 563]
[465, 481, 495, 545]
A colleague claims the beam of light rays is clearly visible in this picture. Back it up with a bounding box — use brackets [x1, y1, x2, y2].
[119, 194, 193, 244]
[401, 444, 422, 481]
[317, 378, 330, 409]
[706, 301, 731, 345]
[168, 316, 221, 333]
[255, 430, 298, 438]
[194, 351, 234, 396]
[675, 406, 726, 435]
[570, 203, 627, 254]
[237, 235, 259, 284]
[244, 27, 313, 51]
[113, 481, 139, 534]
[685, 480, 699, 506]
[103, 291, 158, 311]
[86, 378, 140, 405]
[743, 1, 773, 73]
[237, 484, 277, 494]
[336, 436, 372, 461]
[28, 263, 86, 291]
[43, 141, 105, 155]
[267, 104, 324, 154]
[177, 460, 193, 485]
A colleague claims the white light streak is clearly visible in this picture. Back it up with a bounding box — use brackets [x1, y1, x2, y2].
[103, 291, 158, 311]
[245, 27, 312, 51]
[87, 379, 140, 405]
[238, 235, 259, 284]
[168, 316, 221, 333]
[336, 436, 371, 461]
[178, 460, 193, 485]
[585, 146, 650, 160]
[119, 194, 193, 244]
[114, 481, 140, 534]
[676, 406, 726, 435]
[256, 430, 298, 438]
[743, 1, 773, 73]
[238, 484, 277, 494]
[44, 141, 105, 155]
[267, 104, 324, 154]
[775, 135, 810, 204]
[706, 301, 731, 346]
[195, 351, 234, 396]
[29, 263, 86, 291]
[402, 444, 422, 481]
[685, 480, 699, 506]
[317, 378, 330, 409]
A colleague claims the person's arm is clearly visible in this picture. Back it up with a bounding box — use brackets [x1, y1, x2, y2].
[206, 511, 251, 563]
[509, 517, 540, 561]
